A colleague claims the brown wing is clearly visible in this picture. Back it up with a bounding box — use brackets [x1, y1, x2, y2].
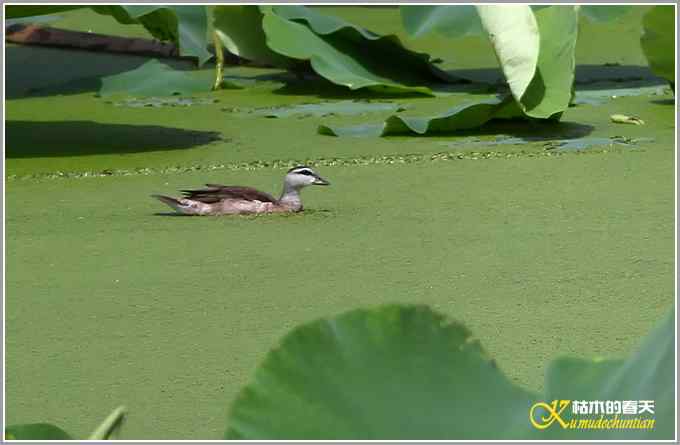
[181, 184, 277, 204]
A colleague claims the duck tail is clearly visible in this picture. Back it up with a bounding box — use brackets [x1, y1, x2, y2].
[151, 194, 189, 214]
[152, 194, 180, 207]
[151, 194, 212, 215]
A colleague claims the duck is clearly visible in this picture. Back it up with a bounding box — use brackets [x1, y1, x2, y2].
[152, 166, 330, 215]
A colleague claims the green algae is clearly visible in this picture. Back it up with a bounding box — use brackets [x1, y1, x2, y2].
[6, 152, 674, 438]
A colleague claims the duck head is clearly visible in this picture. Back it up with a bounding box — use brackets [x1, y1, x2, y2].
[285, 166, 330, 189]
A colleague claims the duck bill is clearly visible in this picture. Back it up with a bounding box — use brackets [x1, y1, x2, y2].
[313, 176, 330, 186]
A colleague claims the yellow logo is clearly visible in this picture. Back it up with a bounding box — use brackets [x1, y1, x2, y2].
[530, 400, 570, 429]
[529, 399, 656, 430]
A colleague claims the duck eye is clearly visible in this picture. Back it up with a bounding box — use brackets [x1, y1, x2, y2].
[297, 170, 314, 176]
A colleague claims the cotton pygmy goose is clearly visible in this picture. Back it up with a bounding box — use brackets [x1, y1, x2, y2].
[152, 166, 330, 215]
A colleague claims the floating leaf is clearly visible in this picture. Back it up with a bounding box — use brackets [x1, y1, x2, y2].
[99, 59, 235, 96]
[319, 97, 524, 137]
[319, 96, 527, 137]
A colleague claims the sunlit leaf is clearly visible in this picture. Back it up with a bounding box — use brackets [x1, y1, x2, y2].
[476, 5, 539, 103]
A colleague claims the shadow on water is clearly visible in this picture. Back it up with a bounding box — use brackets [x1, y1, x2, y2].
[6, 121, 223, 158]
[153, 212, 190, 217]
[573, 64, 667, 88]
[265, 65, 666, 100]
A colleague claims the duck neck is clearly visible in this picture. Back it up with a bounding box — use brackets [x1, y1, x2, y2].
[279, 184, 303, 211]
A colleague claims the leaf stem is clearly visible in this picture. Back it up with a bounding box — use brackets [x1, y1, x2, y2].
[88, 405, 127, 440]
[212, 31, 225, 91]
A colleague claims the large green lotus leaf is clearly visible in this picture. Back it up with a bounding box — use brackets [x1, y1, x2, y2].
[544, 310, 674, 440]
[261, 6, 451, 95]
[640, 6, 675, 87]
[99, 59, 221, 96]
[318, 96, 521, 137]
[225, 305, 538, 440]
[5, 423, 73, 440]
[91, 6, 210, 65]
[225, 305, 673, 440]
[212, 6, 294, 68]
